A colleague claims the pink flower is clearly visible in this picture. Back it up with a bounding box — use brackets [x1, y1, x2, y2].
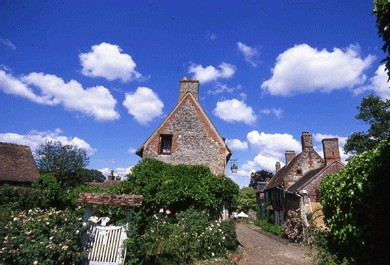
[165, 209, 171, 215]
[33, 261, 38, 265]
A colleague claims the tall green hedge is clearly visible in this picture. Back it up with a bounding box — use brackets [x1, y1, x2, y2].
[320, 138, 390, 264]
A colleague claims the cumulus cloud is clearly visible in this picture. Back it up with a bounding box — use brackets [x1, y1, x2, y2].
[123, 87, 164, 125]
[0, 38, 16, 50]
[207, 83, 240, 95]
[80, 42, 142, 82]
[261, 44, 375, 96]
[225, 139, 248, 151]
[260, 108, 283, 119]
[100, 166, 133, 179]
[128, 147, 137, 154]
[237, 42, 258, 67]
[355, 64, 390, 99]
[213, 99, 256, 125]
[188, 63, 236, 83]
[0, 70, 119, 121]
[0, 129, 96, 155]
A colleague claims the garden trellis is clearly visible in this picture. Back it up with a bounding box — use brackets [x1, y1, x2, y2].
[77, 192, 143, 265]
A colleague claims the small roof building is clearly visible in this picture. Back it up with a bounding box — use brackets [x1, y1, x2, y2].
[0, 142, 40, 185]
[136, 77, 231, 176]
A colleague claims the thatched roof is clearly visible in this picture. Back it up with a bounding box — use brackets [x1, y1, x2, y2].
[0, 142, 40, 183]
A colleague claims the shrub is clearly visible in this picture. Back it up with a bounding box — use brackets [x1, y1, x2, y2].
[254, 219, 283, 236]
[0, 207, 87, 265]
[283, 209, 303, 243]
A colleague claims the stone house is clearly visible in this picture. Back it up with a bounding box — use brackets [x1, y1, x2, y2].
[0, 142, 40, 185]
[263, 132, 344, 224]
[136, 77, 232, 176]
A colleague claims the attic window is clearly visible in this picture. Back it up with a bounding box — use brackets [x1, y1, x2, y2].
[159, 134, 172, 155]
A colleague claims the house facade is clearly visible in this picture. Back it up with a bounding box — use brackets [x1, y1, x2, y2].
[263, 132, 344, 224]
[136, 77, 231, 176]
[0, 142, 40, 185]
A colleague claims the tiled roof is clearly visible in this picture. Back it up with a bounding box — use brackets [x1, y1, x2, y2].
[287, 160, 344, 193]
[0, 142, 40, 183]
[264, 154, 300, 190]
[85, 180, 121, 188]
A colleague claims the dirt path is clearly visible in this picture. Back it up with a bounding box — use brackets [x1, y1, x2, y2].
[236, 222, 313, 265]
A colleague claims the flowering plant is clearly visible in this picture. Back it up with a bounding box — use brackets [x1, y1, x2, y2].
[283, 209, 303, 243]
[0, 207, 87, 265]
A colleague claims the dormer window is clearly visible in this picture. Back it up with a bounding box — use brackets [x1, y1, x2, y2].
[159, 134, 172, 155]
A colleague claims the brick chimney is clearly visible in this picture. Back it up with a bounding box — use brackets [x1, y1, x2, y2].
[108, 170, 115, 181]
[285, 151, 295, 165]
[275, 161, 281, 173]
[301, 131, 313, 150]
[178, 77, 199, 102]
[322, 138, 341, 165]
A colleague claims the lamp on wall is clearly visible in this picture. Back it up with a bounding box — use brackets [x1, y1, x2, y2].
[230, 159, 238, 174]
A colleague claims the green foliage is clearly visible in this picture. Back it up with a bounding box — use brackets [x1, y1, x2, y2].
[0, 207, 87, 264]
[235, 187, 257, 212]
[127, 159, 239, 218]
[344, 94, 390, 154]
[320, 138, 390, 264]
[374, 0, 390, 81]
[35, 140, 89, 188]
[127, 207, 236, 264]
[283, 209, 303, 243]
[254, 219, 283, 236]
[249, 170, 273, 189]
[32, 174, 61, 208]
[77, 168, 105, 183]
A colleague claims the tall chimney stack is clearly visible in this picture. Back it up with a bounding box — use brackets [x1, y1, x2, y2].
[322, 138, 341, 165]
[285, 151, 296, 165]
[301, 131, 313, 150]
[275, 161, 281, 173]
[178, 77, 199, 102]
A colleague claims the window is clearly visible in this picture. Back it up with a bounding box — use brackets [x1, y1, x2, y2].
[159, 134, 172, 154]
[296, 169, 302, 175]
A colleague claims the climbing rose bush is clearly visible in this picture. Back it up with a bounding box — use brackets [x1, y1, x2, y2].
[0, 207, 87, 265]
[283, 209, 303, 243]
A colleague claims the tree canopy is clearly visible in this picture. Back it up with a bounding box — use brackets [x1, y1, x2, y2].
[344, 94, 390, 154]
[35, 141, 90, 188]
[374, 0, 390, 81]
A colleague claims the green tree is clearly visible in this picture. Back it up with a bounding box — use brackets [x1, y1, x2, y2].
[374, 0, 390, 80]
[77, 168, 105, 183]
[320, 138, 390, 264]
[344, 94, 390, 154]
[249, 170, 274, 189]
[32, 174, 61, 208]
[35, 141, 89, 188]
[235, 187, 257, 212]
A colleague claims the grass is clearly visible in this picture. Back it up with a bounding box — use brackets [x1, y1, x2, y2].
[254, 219, 284, 236]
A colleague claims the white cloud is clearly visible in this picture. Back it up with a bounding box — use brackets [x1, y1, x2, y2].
[237, 42, 258, 67]
[188, 63, 236, 83]
[355, 64, 390, 99]
[99, 166, 133, 179]
[123, 87, 164, 125]
[128, 147, 137, 154]
[0, 129, 96, 155]
[247, 131, 301, 158]
[207, 83, 240, 95]
[225, 139, 248, 151]
[261, 44, 375, 96]
[260, 108, 283, 119]
[206, 33, 217, 41]
[0, 38, 16, 50]
[213, 99, 256, 125]
[313, 133, 349, 163]
[80, 42, 142, 82]
[0, 70, 119, 121]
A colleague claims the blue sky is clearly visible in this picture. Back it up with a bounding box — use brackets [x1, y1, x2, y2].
[1, 1, 389, 187]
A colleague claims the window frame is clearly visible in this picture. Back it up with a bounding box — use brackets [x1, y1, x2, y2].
[159, 134, 173, 155]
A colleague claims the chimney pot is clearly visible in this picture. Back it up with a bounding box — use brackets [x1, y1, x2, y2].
[322, 138, 341, 165]
[285, 151, 296, 165]
[275, 161, 281, 173]
[301, 131, 313, 149]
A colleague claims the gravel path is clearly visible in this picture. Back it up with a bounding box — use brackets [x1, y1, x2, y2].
[236, 222, 313, 265]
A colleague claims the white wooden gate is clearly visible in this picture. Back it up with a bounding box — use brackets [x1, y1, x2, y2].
[87, 225, 127, 265]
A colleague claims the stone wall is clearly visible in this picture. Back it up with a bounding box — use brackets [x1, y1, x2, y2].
[142, 96, 227, 176]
